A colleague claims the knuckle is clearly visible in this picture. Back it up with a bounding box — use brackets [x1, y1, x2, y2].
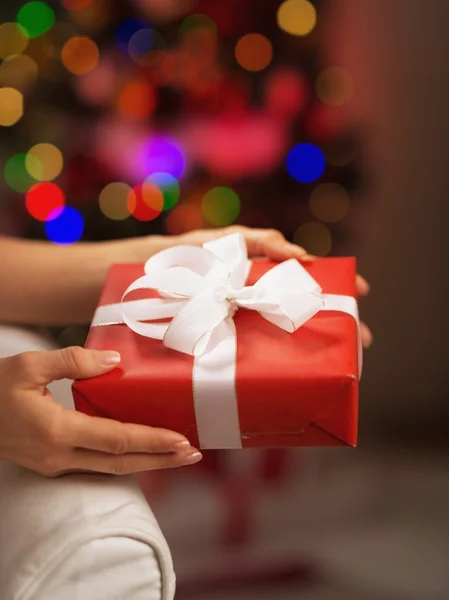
[266, 228, 283, 239]
[61, 346, 85, 373]
[38, 455, 63, 478]
[105, 428, 130, 455]
[109, 457, 132, 475]
[13, 352, 38, 380]
[35, 416, 64, 448]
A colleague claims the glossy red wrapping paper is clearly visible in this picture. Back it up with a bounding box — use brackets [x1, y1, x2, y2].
[73, 258, 359, 448]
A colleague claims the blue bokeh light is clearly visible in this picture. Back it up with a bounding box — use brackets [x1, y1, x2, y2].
[128, 28, 154, 59]
[142, 137, 186, 180]
[116, 18, 148, 52]
[286, 143, 325, 183]
[45, 206, 84, 245]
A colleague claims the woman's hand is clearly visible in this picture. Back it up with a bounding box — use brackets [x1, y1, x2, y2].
[0, 347, 202, 477]
[149, 226, 372, 347]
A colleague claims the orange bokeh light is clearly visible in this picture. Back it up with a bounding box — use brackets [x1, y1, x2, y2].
[235, 33, 272, 72]
[61, 35, 99, 75]
[117, 80, 156, 120]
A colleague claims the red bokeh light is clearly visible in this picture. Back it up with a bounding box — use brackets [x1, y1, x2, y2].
[127, 183, 164, 221]
[62, 0, 94, 11]
[25, 182, 66, 221]
[306, 104, 345, 140]
[265, 69, 308, 119]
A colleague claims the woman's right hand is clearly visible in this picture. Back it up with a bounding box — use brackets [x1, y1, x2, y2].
[0, 346, 202, 477]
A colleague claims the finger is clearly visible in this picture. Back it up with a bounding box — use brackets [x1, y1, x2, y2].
[68, 447, 203, 475]
[242, 228, 307, 261]
[65, 410, 190, 454]
[19, 346, 121, 386]
[356, 274, 370, 296]
[360, 321, 373, 348]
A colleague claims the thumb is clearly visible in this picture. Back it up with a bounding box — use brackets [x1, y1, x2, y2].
[20, 347, 121, 385]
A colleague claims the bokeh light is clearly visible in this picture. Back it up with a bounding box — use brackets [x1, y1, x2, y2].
[127, 183, 164, 221]
[316, 67, 354, 106]
[309, 183, 350, 223]
[191, 114, 286, 178]
[128, 31, 165, 66]
[4, 153, 36, 193]
[25, 143, 64, 181]
[99, 182, 132, 221]
[135, 0, 195, 24]
[277, 0, 317, 37]
[286, 143, 325, 183]
[141, 137, 186, 180]
[45, 206, 84, 245]
[75, 58, 117, 106]
[306, 105, 343, 140]
[61, 35, 100, 75]
[0, 22, 29, 59]
[294, 221, 332, 256]
[235, 33, 273, 72]
[0, 55, 39, 93]
[265, 69, 308, 118]
[201, 187, 240, 226]
[117, 80, 156, 121]
[17, 1, 56, 39]
[67, 0, 109, 31]
[179, 14, 217, 38]
[128, 28, 154, 60]
[62, 0, 94, 10]
[165, 198, 206, 235]
[145, 172, 180, 211]
[0, 88, 24, 127]
[26, 182, 65, 221]
[116, 18, 147, 52]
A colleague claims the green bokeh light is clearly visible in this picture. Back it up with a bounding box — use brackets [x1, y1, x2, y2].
[201, 187, 240, 226]
[4, 153, 37, 193]
[179, 14, 217, 38]
[17, 2, 55, 39]
[145, 172, 180, 211]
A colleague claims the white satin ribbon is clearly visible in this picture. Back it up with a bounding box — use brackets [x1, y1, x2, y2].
[92, 233, 361, 449]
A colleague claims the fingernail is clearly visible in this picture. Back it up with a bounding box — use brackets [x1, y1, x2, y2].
[173, 440, 191, 451]
[183, 452, 202, 465]
[98, 351, 121, 366]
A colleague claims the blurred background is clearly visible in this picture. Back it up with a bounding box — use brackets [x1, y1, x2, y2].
[1, 1, 449, 599]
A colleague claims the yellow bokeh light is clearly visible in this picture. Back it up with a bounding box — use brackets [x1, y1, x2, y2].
[0, 88, 24, 127]
[0, 54, 39, 92]
[293, 221, 332, 256]
[316, 66, 354, 106]
[99, 182, 132, 221]
[0, 22, 29, 59]
[61, 35, 100, 75]
[309, 183, 350, 223]
[235, 33, 273, 72]
[277, 0, 317, 37]
[26, 143, 64, 182]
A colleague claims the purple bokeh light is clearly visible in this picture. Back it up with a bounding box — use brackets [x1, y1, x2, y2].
[139, 137, 186, 180]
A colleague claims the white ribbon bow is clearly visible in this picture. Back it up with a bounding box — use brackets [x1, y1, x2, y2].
[92, 233, 361, 449]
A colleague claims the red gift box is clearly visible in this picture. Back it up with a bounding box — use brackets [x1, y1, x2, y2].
[73, 257, 359, 448]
